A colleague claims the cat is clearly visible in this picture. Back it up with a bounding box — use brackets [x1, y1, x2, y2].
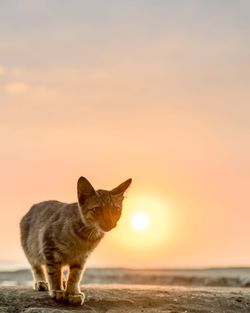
[20, 176, 132, 305]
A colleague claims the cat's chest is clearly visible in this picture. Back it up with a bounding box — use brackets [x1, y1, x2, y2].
[69, 241, 89, 260]
[63, 237, 100, 264]
[74, 238, 95, 254]
[46, 222, 104, 264]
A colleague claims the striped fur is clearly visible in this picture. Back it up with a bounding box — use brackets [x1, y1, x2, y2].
[20, 177, 132, 305]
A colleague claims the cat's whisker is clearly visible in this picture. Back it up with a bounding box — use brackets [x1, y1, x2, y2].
[88, 229, 94, 240]
[88, 227, 97, 241]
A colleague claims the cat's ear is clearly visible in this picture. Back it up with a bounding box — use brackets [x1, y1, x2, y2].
[110, 178, 132, 197]
[77, 176, 95, 206]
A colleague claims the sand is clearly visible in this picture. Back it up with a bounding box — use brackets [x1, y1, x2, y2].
[0, 285, 250, 313]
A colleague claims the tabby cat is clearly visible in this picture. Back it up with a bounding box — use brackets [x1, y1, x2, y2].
[20, 176, 132, 305]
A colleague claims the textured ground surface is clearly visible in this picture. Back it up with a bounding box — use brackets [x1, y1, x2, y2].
[0, 285, 250, 313]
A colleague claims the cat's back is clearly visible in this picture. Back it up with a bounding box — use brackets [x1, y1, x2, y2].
[20, 200, 67, 243]
[21, 200, 63, 224]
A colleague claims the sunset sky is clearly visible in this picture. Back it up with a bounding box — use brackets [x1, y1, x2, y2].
[0, 0, 250, 269]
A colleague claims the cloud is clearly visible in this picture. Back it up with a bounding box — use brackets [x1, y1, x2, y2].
[0, 65, 6, 77]
[4, 82, 29, 94]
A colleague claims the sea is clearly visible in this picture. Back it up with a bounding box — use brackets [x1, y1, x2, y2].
[1, 267, 250, 288]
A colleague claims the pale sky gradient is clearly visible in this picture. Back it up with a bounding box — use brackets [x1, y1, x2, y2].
[0, 0, 250, 269]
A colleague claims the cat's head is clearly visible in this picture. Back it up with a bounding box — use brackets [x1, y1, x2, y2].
[77, 176, 132, 232]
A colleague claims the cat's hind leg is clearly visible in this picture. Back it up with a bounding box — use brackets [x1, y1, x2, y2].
[32, 265, 48, 291]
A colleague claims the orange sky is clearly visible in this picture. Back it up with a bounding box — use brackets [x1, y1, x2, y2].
[0, 1, 250, 269]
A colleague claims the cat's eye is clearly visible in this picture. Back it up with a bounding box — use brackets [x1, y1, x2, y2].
[92, 206, 101, 213]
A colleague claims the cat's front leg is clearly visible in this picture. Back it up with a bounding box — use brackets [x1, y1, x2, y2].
[46, 264, 65, 301]
[65, 264, 85, 305]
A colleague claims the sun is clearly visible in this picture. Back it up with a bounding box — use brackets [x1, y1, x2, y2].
[131, 212, 150, 231]
[114, 194, 175, 252]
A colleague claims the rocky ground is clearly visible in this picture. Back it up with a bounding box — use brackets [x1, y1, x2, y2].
[0, 285, 250, 313]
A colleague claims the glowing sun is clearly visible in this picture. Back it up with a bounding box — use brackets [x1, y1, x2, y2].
[131, 212, 150, 231]
[116, 194, 174, 250]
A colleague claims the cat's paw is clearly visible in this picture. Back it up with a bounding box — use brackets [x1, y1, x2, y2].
[34, 281, 48, 291]
[67, 292, 85, 305]
[49, 290, 65, 301]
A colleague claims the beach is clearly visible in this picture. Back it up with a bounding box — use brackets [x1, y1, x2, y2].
[0, 268, 250, 312]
